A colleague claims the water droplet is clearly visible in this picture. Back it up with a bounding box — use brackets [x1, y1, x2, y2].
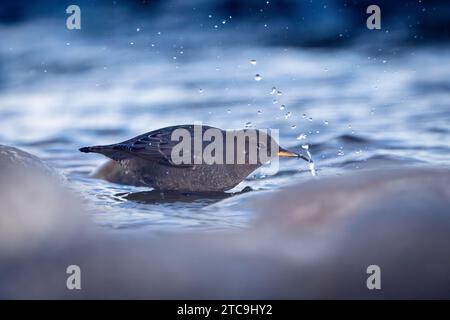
[227, 109, 231, 114]
[382, 60, 387, 64]
[270, 87, 277, 94]
[301, 144, 309, 150]
[250, 59, 257, 65]
[272, 99, 278, 104]
[285, 112, 291, 119]
[309, 162, 316, 176]
[308, 117, 313, 122]
[324, 120, 329, 125]
[291, 125, 297, 129]
[222, 20, 226, 24]
[277, 90, 282, 96]
[130, 42, 134, 45]
[257, 110, 262, 115]
[279, 105, 285, 110]
[337, 150, 345, 156]
[136, 28, 140, 32]
[302, 114, 307, 119]
[255, 74, 262, 81]
[245, 122, 252, 128]
[198, 88, 203, 93]
[66, 42, 70, 46]
[296, 134, 307, 140]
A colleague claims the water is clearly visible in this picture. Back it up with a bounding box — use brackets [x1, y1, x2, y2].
[1, 17, 449, 232]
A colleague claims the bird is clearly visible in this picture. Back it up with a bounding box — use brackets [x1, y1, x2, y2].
[79, 124, 311, 192]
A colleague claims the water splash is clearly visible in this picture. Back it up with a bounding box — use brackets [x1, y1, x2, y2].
[301, 144, 316, 176]
[309, 162, 317, 177]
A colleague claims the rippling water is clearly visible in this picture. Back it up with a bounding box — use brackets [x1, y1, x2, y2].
[1, 18, 449, 231]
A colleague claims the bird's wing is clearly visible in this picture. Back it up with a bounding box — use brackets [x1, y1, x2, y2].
[119, 128, 189, 167]
[119, 125, 220, 167]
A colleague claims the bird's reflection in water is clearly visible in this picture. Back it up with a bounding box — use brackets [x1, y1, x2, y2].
[115, 186, 253, 206]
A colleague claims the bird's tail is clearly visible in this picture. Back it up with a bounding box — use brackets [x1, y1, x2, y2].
[79, 144, 130, 161]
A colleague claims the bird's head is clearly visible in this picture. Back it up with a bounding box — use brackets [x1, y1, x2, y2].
[236, 129, 312, 165]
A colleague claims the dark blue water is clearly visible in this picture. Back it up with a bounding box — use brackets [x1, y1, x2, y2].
[1, 4, 449, 230]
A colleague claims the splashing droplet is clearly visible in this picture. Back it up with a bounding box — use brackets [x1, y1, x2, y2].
[296, 133, 307, 140]
[309, 162, 316, 176]
[301, 144, 316, 176]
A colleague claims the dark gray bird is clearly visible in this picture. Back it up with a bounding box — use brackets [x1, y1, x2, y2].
[79, 125, 311, 192]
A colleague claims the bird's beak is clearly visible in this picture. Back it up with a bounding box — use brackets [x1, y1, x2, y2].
[277, 150, 299, 158]
[277, 148, 312, 163]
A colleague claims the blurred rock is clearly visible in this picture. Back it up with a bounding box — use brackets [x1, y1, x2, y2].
[1, 163, 449, 298]
[0, 145, 88, 256]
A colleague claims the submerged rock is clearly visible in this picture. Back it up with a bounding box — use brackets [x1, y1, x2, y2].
[93, 160, 145, 186]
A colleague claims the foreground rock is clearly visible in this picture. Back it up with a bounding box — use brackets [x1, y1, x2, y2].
[1, 147, 449, 299]
[0, 145, 88, 255]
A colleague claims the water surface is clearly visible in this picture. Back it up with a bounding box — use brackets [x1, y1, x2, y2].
[1, 16, 449, 231]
